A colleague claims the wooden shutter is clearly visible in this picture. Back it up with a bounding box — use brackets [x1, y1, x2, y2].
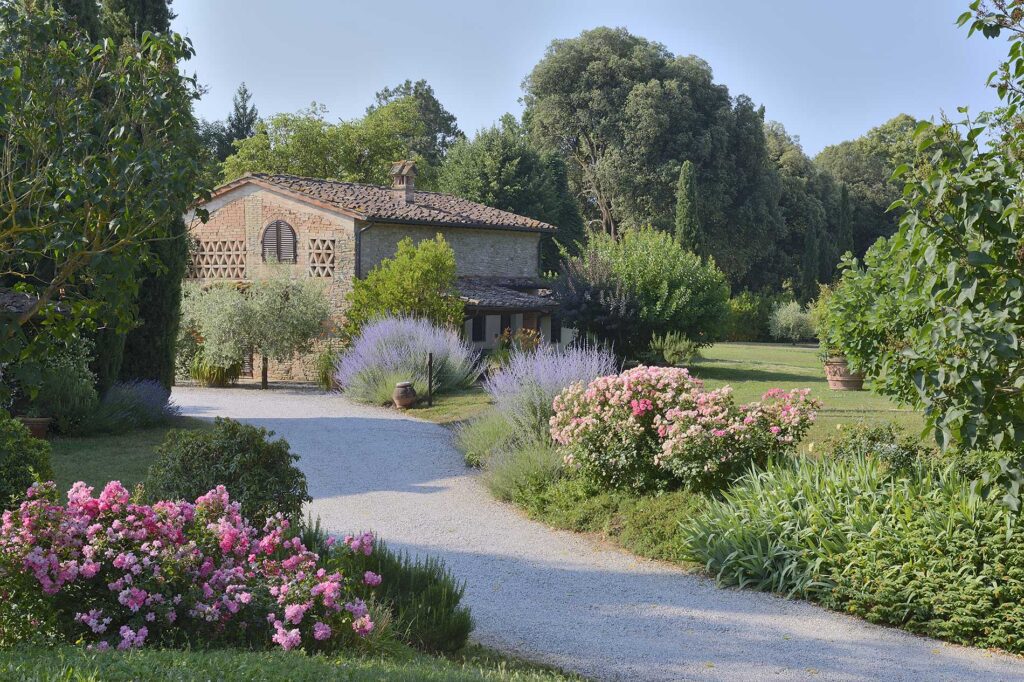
[262, 220, 297, 263]
[471, 315, 486, 342]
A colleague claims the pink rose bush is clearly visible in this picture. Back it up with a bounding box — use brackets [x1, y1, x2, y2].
[0, 481, 381, 652]
[550, 366, 820, 491]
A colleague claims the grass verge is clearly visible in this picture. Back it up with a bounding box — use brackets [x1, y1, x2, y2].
[49, 416, 210, 491]
[409, 385, 492, 425]
[0, 643, 583, 682]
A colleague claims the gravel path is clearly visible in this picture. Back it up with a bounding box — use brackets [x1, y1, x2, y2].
[173, 385, 1024, 682]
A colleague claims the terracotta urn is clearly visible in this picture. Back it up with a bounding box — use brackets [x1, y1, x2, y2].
[823, 357, 865, 391]
[392, 382, 418, 409]
[17, 416, 52, 439]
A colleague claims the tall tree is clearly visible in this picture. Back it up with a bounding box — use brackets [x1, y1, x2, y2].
[814, 114, 920, 255]
[370, 79, 462, 168]
[222, 99, 429, 187]
[523, 27, 783, 289]
[225, 82, 259, 144]
[0, 3, 203, 400]
[102, 0, 175, 36]
[438, 114, 584, 270]
[674, 160, 700, 251]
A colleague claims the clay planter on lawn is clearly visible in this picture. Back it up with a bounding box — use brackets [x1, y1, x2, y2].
[392, 382, 418, 409]
[17, 416, 52, 439]
[823, 357, 865, 391]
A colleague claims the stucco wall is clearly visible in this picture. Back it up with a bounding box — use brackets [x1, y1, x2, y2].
[359, 223, 541, 279]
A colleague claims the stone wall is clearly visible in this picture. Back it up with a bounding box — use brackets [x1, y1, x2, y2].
[359, 223, 540, 279]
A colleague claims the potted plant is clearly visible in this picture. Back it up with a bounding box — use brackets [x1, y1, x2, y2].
[811, 283, 864, 391]
[16, 408, 52, 439]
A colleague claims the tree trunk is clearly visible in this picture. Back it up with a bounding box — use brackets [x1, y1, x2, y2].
[261, 355, 269, 389]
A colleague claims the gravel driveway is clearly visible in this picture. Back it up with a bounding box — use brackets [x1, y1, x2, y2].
[173, 385, 1024, 682]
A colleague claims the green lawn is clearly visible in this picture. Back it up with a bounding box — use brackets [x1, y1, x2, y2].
[49, 416, 210, 491]
[0, 644, 581, 682]
[410, 385, 493, 425]
[693, 343, 923, 447]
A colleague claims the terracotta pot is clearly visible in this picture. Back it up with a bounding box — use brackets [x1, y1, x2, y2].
[17, 416, 52, 439]
[392, 382, 418, 409]
[823, 357, 865, 391]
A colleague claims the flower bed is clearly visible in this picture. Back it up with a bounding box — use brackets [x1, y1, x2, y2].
[550, 366, 819, 492]
[0, 481, 380, 651]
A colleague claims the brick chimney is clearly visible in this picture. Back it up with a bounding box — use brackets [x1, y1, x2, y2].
[390, 160, 417, 204]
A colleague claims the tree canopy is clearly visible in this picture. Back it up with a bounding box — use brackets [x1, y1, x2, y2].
[438, 114, 584, 270]
[369, 79, 462, 168]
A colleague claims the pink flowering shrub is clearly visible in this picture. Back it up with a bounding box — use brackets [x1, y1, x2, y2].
[0, 481, 381, 652]
[550, 366, 820, 491]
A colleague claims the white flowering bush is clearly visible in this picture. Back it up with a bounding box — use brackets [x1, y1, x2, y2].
[550, 366, 820, 492]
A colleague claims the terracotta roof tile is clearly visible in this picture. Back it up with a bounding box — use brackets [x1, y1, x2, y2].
[247, 174, 556, 232]
[456, 277, 557, 311]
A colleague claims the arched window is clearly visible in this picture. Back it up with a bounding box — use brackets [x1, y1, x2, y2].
[261, 220, 297, 263]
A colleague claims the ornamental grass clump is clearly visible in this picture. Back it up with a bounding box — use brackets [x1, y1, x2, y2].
[335, 317, 482, 405]
[549, 366, 819, 492]
[483, 343, 617, 441]
[0, 481, 383, 651]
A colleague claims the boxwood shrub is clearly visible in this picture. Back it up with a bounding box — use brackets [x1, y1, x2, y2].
[0, 411, 54, 507]
[146, 417, 310, 521]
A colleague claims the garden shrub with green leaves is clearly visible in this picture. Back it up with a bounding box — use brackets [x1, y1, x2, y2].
[723, 291, 777, 342]
[343, 235, 464, 340]
[768, 301, 814, 344]
[146, 417, 310, 521]
[823, 422, 934, 473]
[0, 411, 53, 507]
[553, 227, 729, 359]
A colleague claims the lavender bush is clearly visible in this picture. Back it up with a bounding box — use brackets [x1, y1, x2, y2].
[483, 344, 617, 440]
[336, 317, 483, 405]
[87, 380, 181, 434]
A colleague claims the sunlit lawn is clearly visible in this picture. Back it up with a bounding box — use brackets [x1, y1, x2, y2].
[49, 416, 210, 491]
[410, 385, 492, 425]
[693, 342, 923, 447]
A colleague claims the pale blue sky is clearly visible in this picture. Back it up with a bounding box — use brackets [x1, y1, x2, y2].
[173, 0, 1006, 155]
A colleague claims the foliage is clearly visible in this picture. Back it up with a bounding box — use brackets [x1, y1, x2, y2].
[674, 160, 700, 251]
[645, 332, 700, 367]
[146, 418, 311, 522]
[0, 481, 380, 651]
[437, 114, 584, 270]
[244, 271, 333, 388]
[226, 82, 260, 146]
[177, 282, 248, 375]
[482, 344, 617, 441]
[553, 227, 729, 359]
[344, 235, 464, 338]
[823, 422, 934, 474]
[768, 301, 814, 343]
[188, 355, 242, 387]
[370, 79, 463, 169]
[31, 339, 99, 434]
[87, 380, 181, 435]
[523, 27, 784, 290]
[456, 410, 520, 469]
[336, 317, 482, 405]
[814, 114, 920, 256]
[0, 4, 206, 397]
[722, 291, 777, 342]
[222, 99, 433, 187]
[303, 522, 474, 654]
[121, 217, 190, 390]
[680, 454, 895, 599]
[826, 6, 1024, 451]
[0, 411, 53, 508]
[550, 366, 819, 492]
[315, 345, 341, 391]
[483, 440, 565, 507]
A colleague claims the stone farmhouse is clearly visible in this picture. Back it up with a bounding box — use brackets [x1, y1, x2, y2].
[185, 161, 569, 379]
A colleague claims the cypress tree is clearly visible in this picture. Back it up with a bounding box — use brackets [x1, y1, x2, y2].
[836, 183, 854, 258]
[674, 160, 700, 252]
[801, 227, 820, 302]
[225, 83, 259, 144]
